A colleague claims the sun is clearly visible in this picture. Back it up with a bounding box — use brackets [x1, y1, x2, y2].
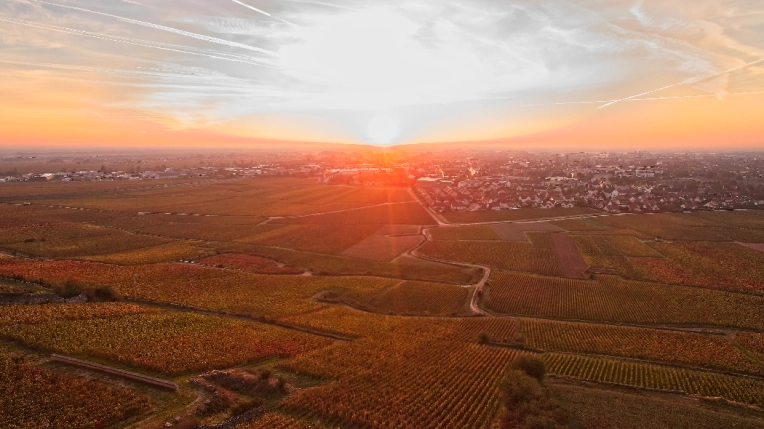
[367, 113, 399, 145]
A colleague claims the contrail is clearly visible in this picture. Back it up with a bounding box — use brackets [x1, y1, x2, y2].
[231, 0, 300, 28]
[36, 0, 276, 55]
[0, 59, 218, 79]
[518, 90, 764, 107]
[599, 58, 764, 109]
[0, 17, 275, 68]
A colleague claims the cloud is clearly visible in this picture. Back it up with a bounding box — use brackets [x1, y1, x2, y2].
[2, 0, 763, 144]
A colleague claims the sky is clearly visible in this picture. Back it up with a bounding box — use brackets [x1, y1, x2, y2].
[1, 0, 763, 150]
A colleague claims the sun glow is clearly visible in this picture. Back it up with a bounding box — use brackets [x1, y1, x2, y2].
[367, 113, 400, 145]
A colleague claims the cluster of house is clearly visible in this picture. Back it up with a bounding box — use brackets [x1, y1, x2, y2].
[416, 175, 764, 214]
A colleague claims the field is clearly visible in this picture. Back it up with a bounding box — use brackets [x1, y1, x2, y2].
[484, 272, 764, 330]
[273, 201, 437, 225]
[420, 240, 563, 276]
[542, 353, 764, 406]
[196, 253, 305, 274]
[0, 346, 152, 429]
[442, 206, 600, 223]
[0, 304, 331, 376]
[339, 230, 422, 261]
[520, 319, 764, 376]
[1, 178, 764, 428]
[362, 281, 470, 316]
[553, 382, 764, 429]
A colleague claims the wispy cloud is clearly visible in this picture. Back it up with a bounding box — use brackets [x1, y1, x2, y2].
[2, 0, 763, 146]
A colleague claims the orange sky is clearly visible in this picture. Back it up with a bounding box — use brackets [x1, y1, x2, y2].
[1, 0, 763, 150]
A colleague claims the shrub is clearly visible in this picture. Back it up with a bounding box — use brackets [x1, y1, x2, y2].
[230, 397, 264, 416]
[477, 332, 490, 344]
[55, 279, 84, 298]
[509, 355, 547, 382]
[499, 369, 570, 429]
[173, 417, 201, 429]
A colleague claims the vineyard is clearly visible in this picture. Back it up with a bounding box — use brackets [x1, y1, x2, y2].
[419, 240, 563, 276]
[0, 306, 332, 375]
[196, 253, 304, 274]
[77, 241, 211, 265]
[0, 258, 399, 318]
[237, 224, 384, 254]
[542, 353, 764, 406]
[278, 335, 518, 429]
[520, 319, 764, 375]
[441, 206, 599, 223]
[429, 225, 501, 241]
[241, 412, 335, 429]
[273, 202, 437, 225]
[647, 241, 764, 294]
[2, 180, 764, 428]
[0, 347, 151, 429]
[363, 280, 470, 316]
[484, 272, 764, 330]
[0, 222, 171, 258]
[215, 243, 480, 284]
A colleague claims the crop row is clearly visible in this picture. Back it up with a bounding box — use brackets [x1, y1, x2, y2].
[543, 353, 764, 406]
[521, 319, 764, 375]
[273, 202, 437, 225]
[419, 241, 563, 276]
[647, 241, 764, 294]
[0, 306, 331, 376]
[0, 257, 399, 318]
[363, 281, 470, 316]
[279, 335, 517, 429]
[485, 272, 764, 331]
[0, 348, 151, 429]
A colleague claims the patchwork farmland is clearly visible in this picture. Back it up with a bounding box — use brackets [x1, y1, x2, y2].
[0, 177, 763, 428]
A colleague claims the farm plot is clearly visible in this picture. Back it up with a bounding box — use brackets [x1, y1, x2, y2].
[363, 281, 470, 316]
[273, 202, 437, 225]
[0, 347, 151, 429]
[339, 228, 422, 261]
[542, 353, 764, 407]
[428, 225, 500, 241]
[419, 240, 563, 276]
[0, 222, 170, 258]
[278, 334, 518, 429]
[442, 207, 600, 223]
[240, 413, 322, 429]
[196, 253, 304, 274]
[216, 243, 480, 284]
[0, 258, 398, 318]
[554, 382, 764, 429]
[484, 272, 764, 331]
[550, 218, 610, 231]
[521, 319, 764, 375]
[549, 232, 589, 279]
[238, 224, 383, 254]
[0, 305, 332, 376]
[647, 241, 764, 294]
[77, 241, 211, 265]
[140, 221, 273, 242]
[595, 213, 728, 241]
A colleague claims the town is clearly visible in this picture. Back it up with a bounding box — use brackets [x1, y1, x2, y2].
[2, 150, 763, 214]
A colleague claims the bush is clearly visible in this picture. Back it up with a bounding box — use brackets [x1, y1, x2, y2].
[92, 286, 120, 302]
[55, 279, 84, 298]
[509, 355, 546, 382]
[499, 365, 570, 429]
[477, 332, 490, 344]
[501, 370, 543, 408]
[173, 417, 200, 429]
[230, 397, 264, 416]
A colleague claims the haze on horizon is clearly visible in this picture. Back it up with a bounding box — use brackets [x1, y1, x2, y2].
[1, 0, 763, 150]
